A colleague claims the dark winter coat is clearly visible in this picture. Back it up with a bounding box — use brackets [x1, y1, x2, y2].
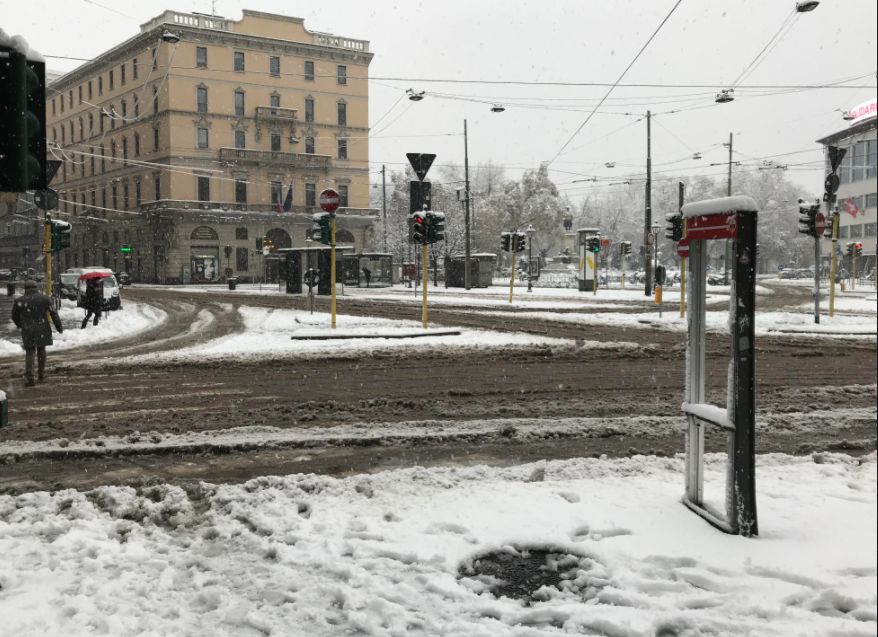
[83, 280, 103, 311]
[11, 289, 64, 349]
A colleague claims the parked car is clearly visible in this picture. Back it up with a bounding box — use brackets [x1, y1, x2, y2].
[59, 268, 85, 300]
[116, 271, 132, 286]
[75, 267, 122, 311]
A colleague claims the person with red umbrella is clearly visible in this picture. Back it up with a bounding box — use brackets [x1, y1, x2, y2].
[79, 271, 108, 329]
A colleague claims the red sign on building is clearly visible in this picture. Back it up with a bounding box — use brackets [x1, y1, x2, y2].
[684, 213, 738, 241]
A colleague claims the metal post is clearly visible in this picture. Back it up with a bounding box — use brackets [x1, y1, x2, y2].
[464, 119, 472, 290]
[508, 250, 515, 303]
[422, 243, 428, 327]
[724, 133, 733, 284]
[644, 110, 652, 296]
[527, 238, 533, 293]
[829, 210, 838, 317]
[381, 164, 387, 252]
[680, 181, 687, 318]
[43, 212, 52, 297]
[330, 216, 337, 328]
[685, 238, 705, 505]
[813, 231, 820, 324]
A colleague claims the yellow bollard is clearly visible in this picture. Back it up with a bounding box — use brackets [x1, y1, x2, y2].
[654, 285, 663, 304]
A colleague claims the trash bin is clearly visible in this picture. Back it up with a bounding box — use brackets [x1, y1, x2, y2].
[227, 277, 238, 290]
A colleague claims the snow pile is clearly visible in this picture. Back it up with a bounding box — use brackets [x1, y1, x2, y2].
[0, 453, 874, 636]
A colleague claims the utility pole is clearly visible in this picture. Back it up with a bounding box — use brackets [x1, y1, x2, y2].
[464, 119, 472, 290]
[644, 110, 652, 296]
[724, 132, 733, 284]
[381, 164, 387, 252]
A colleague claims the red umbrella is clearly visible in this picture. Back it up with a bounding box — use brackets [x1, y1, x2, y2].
[79, 271, 112, 281]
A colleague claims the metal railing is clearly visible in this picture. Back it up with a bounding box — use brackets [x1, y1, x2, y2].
[219, 148, 331, 170]
[255, 106, 297, 122]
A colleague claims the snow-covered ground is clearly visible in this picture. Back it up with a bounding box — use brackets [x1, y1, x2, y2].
[0, 300, 166, 357]
[0, 453, 874, 636]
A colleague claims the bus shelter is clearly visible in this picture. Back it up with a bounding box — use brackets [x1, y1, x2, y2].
[280, 246, 354, 295]
[444, 253, 496, 288]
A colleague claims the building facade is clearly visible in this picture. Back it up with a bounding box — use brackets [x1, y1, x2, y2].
[2, 9, 376, 283]
[817, 97, 877, 278]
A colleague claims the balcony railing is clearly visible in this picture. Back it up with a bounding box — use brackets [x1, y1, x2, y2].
[219, 148, 331, 170]
[139, 199, 376, 217]
[255, 106, 297, 122]
[312, 33, 369, 53]
[141, 10, 231, 33]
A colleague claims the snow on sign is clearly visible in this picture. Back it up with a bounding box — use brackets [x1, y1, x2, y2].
[684, 213, 737, 241]
[319, 188, 340, 214]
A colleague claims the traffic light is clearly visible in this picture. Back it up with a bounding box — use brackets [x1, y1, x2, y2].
[0, 43, 47, 191]
[621, 241, 632, 257]
[798, 198, 818, 237]
[426, 211, 446, 244]
[823, 213, 835, 239]
[665, 212, 683, 242]
[845, 242, 855, 256]
[50, 219, 71, 252]
[586, 236, 600, 254]
[855, 242, 863, 257]
[311, 213, 331, 245]
[511, 232, 527, 252]
[501, 232, 512, 252]
[409, 212, 426, 244]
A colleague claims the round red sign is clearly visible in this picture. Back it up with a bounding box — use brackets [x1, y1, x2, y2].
[319, 188, 340, 214]
[814, 212, 825, 237]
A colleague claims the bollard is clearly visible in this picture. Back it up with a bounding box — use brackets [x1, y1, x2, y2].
[654, 285, 663, 304]
[0, 390, 8, 427]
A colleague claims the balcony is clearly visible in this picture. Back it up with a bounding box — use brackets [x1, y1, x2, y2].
[219, 148, 331, 171]
[139, 199, 377, 217]
[141, 10, 231, 33]
[255, 106, 297, 123]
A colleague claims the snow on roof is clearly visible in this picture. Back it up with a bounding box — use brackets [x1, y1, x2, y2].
[681, 195, 758, 219]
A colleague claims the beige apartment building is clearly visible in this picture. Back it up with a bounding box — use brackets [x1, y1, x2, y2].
[42, 9, 376, 283]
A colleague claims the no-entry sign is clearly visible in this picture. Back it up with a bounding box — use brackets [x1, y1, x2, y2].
[814, 212, 826, 237]
[676, 240, 690, 258]
[319, 188, 340, 214]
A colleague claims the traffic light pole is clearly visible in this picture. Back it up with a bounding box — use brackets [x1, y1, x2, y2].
[43, 212, 52, 297]
[644, 110, 653, 297]
[330, 216, 337, 329]
[508, 250, 516, 304]
[679, 182, 687, 319]
[422, 243, 429, 327]
[829, 211, 838, 317]
[813, 233, 820, 325]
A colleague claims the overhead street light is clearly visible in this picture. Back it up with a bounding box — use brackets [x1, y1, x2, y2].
[795, 1, 819, 12]
[161, 30, 181, 44]
[715, 88, 734, 104]
[490, 104, 506, 113]
[406, 89, 425, 102]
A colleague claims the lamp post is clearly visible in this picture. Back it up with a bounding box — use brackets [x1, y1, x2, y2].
[526, 224, 535, 293]
[652, 222, 660, 290]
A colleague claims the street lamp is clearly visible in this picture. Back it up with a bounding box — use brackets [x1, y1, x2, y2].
[525, 224, 535, 293]
[651, 222, 660, 290]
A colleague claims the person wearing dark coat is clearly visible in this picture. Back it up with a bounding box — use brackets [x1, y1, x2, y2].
[11, 280, 64, 387]
[81, 278, 103, 328]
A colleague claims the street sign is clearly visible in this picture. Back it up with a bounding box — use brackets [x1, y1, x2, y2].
[824, 173, 840, 195]
[120, 244, 132, 254]
[319, 188, 340, 214]
[600, 237, 610, 247]
[814, 212, 826, 237]
[409, 180, 432, 213]
[646, 233, 655, 246]
[46, 160, 62, 185]
[685, 212, 737, 241]
[828, 145, 847, 173]
[406, 153, 436, 181]
[676, 241, 690, 258]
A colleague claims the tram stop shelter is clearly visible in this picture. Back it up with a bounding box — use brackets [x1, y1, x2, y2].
[340, 252, 393, 288]
[444, 253, 497, 288]
[279, 246, 354, 295]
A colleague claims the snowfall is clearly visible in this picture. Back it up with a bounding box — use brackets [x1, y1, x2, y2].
[0, 281, 876, 636]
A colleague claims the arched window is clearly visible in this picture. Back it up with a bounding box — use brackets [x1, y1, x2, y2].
[190, 226, 219, 241]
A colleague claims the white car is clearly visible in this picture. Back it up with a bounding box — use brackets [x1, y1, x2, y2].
[75, 267, 122, 311]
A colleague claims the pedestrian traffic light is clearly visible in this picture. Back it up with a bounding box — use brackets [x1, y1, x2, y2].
[0, 43, 47, 191]
[798, 198, 818, 237]
[409, 212, 426, 244]
[845, 242, 855, 256]
[854, 242, 863, 257]
[665, 212, 683, 241]
[586, 236, 600, 254]
[621, 241, 632, 256]
[311, 213, 331, 245]
[501, 232, 512, 252]
[426, 211, 446, 244]
[49, 219, 71, 252]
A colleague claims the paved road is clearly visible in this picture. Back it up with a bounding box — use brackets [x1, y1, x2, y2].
[0, 283, 874, 494]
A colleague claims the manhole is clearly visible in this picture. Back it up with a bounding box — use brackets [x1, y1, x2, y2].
[457, 545, 609, 604]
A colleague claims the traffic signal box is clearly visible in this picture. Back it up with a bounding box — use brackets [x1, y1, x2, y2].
[665, 212, 683, 242]
[501, 232, 527, 252]
[0, 45, 46, 192]
[311, 213, 331, 245]
[620, 241, 632, 256]
[408, 212, 445, 245]
[409, 212, 426, 244]
[49, 219, 71, 252]
[425, 211, 446, 244]
[585, 236, 601, 254]
[847, 242, 863, 257]
[797, 199, 820, 238]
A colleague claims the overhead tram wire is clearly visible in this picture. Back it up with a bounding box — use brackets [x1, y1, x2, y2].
[546, 0, 685, 166]
[729, 7, 799, 89]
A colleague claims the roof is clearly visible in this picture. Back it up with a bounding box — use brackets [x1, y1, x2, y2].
[816, 116, 878, 146]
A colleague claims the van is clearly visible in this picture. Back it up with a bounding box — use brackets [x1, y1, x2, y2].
[75, 267, 122, 311]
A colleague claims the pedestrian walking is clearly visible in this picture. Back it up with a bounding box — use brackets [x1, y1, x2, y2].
[11, 280, 64, 387]
[362, 266, 372, 288]
[81, 278, 104, 328]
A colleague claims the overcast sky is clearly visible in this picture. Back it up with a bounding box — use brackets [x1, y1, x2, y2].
[2, 0, 875, 203]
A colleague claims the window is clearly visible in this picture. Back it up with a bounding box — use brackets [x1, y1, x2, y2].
[196, 46, 207, 68]
[110, 140, 116, 158]
[196, 87, 208, 113]
[235, 181, 247, 204]
[78, 85, 83, 103]
[866, 193, 877, 209]
[121, 99, 127, 117]
[154, 174, 161, 199]
[867, 140, 877, 179]
[61, 126, 65, 144]
[99, 111, 104, 134]
[234, 130, 245, 149]
[153, 127, 159, 151]
[304, 60, 314, 80]
[110, 108, 116, 130]
[89, 148, 94, 175]
[852, 142, 864, 182]
[102, 187, 107, 209]
[270, 181, 283, 206]
[135, 178, 141, 207]
[270, 94, 280, 109]
[305, 136, 315, 154]
[112, 183, 118, 210]
[99, 144, 105, 171]
[234, 51, 244, 72]
[270, 133, 281, 152]
[197, 128, 209, 149]
[88, 81, 92, 100]
[98, 76, 103, 95]
[88, 113, 93, 136]
[122, 137, 128, 160]
[337, 138, 348, 160]
[305, 97, 314, 122]
[850, 224, 863, 238]
[69, 90, 73, 107]
[305, 183, 316, 207]
[338, 185, 349, 207]
[132, 58, 138, 80]
[121, 63, 126, 84]
[78, 117, 83, 140]
[337, 102, 347, 126]
[91, 190, 96, 209]
[60, 96, 64, 113]
[236, 227, 249, 240]
[133, 96, 139, 117]
[337, 65, 347, 85]
[270, 56, 280, 76]
[234, 91, 245, 117]
[153, 85, 159, 113]
[865, 222, 877, 237]
[839, 225, 849, 239]
[236, 247, 249, 272]
[123, 181, 129, 209]
[197, 176, 210, 201]
[109, 69, 114, 90]
[52, 99, 56, 116]
[152, 48, 157, 70]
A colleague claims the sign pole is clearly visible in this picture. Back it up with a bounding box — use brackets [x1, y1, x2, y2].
[330, 216, 337, 328]
[829, 212, 838, 317]
[508, 250, 516, 304]
[813, 232, 820, 325]
[679, 182, 686, 318]
[621, 250, 626, 288]
[422, 243, 429, 327]
[43, 212, 52, 297]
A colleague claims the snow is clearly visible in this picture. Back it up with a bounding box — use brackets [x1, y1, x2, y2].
[0, 453, 874, 636]
[682, 402, 732, 429]
[681, 195, 758, 218]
